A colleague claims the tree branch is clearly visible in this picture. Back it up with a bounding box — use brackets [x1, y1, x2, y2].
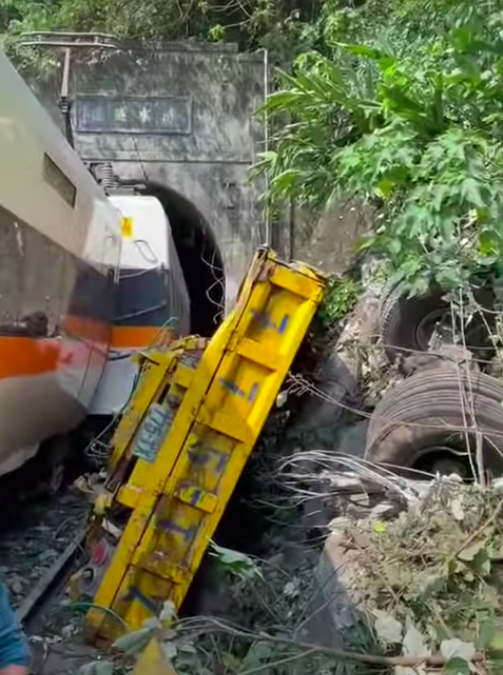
[204, 618, 486, 668]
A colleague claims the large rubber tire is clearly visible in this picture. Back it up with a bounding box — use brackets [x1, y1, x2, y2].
[365, 370, 503, 476]
[379, 282, 495, 364]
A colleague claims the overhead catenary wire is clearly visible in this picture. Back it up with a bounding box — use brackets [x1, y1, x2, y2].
[200, 243, 226, 325]
[84, 314, 180, 461]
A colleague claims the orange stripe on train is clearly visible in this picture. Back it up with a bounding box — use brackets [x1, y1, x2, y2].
[0, 326, 175, 380]
[0, 336, 59, 378]
[0, 336, 96, 379]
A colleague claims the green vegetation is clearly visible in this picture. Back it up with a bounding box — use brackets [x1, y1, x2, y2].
[0, 0, 318, 59]
[318, 275, 361, 328]
[3, 0, 503, 296]
[259, 0, 503, 297]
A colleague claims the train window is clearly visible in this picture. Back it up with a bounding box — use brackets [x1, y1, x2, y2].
[0, 212, 23, 331]
[43, 153, 77, 208]
[20, 226, 66, 338]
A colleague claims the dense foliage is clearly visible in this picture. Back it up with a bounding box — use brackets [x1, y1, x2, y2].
[0, 0, 318, 57]
[260, 0, 503, 294]
[3, 0, 503, 294]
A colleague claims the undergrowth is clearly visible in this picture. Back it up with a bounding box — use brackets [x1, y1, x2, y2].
[337, 479, 503, 673]
[318, 276, 361, 329]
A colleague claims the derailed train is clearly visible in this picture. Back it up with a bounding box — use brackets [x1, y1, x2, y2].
[0, 50, 190, 479]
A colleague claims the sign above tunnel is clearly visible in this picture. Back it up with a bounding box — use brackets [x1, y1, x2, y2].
[75, 95, 193, 135]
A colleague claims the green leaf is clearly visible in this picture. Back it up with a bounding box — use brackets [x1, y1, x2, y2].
[161, 641, 178, 660]
[261, 90, 301, 113]
[478, 617, 496, 649]
[337, 42, 394, 67]
[239, 641, 276, 670]
[208, 23, 225, 41]
[222, 652, 242, 672]
[387, 238, 402, 256]
[440, 639, 475, 664]
[178, 642, 197, 654]
[373, 610, 403, 644]
[443, 657, 470, 674]
[272, 168, 300, 192]
[489, 630, 503, 651]
[461, 177, 485, 208]
[380, 85, 428, 115]
[377, 178, 395, 198]
[479, 231, 500, 256]
[209, 542, 262, 579]
[402, 621, 430, 658]
[112, 627, 155, 655]
[160, 600, 176, 624]
[457, 539, 486, 561]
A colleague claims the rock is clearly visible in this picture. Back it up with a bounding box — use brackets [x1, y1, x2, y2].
[334, 421, 368, 459]
[336, 291, 382, 381]
[61, 624, 74, 639]
[266, 553, 285, 568]
[302, 531, 363, 648]
[369, 502, 398, 520]
[284, 355, 360, 454]
[10, 578, 24, 595]
[326, 474, 364, 491]
[328, 516, 352, 532]
[38, 549, 57, 562]
[348, 493, 370, 506]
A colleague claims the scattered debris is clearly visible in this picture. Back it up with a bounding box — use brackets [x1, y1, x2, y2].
[317, 473, 503, 673]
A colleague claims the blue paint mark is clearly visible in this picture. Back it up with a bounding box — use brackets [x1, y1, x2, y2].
[157, 519, 197, 542]
[250, 309, 274, 330]
[188, 445, 209, 466]
[221, 378, 261, 405]
[125, 586, 159, 614]
[278, 314, 290, 335]
[215, 453, 228, 473]
[219, 378, 246, 398]
[250, 309, 290, 335]
[248, 383, 259, 403]
[187, 443, 228, 473]
[189, 489, 201, 506]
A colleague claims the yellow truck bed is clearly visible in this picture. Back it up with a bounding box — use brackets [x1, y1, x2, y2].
[82, 247, 326, 642]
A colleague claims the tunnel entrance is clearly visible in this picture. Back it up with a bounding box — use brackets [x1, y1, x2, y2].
[135, 182, 225, 337]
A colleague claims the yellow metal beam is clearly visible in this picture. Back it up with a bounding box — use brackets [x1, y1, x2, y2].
[83, 248, 327, 641]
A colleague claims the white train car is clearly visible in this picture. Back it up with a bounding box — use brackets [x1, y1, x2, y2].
[0, 50, 123, 477]
[90, 193, 191, 416]
[0, 50, 193, 485]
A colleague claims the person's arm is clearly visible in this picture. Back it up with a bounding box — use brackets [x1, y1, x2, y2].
[0, 666, 29, 675]
[0, 584, 30, 675]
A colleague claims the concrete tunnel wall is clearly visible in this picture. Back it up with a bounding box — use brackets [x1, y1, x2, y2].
[29, 42, 270, 321]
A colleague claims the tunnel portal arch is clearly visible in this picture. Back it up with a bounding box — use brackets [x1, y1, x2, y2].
[136, 181, 225, 337]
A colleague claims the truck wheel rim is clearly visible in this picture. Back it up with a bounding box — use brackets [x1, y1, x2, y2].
[415, 309, 453, 350]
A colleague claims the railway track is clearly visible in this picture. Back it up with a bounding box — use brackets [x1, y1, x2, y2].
[0, 486, 99, 674]
[0, 488, 89, 629]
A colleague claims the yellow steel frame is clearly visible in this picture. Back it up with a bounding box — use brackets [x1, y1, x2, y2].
[107, 337, 207, 499]
[85, 248, 326, 642]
